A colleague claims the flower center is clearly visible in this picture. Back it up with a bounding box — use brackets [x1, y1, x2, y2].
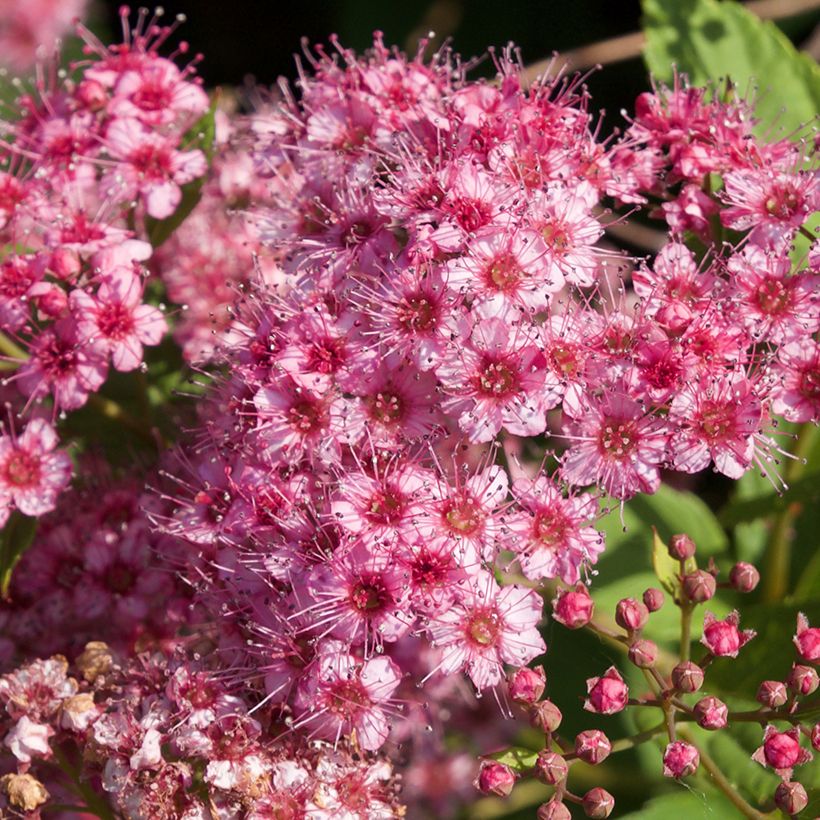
[755, 279, 789, 315]
[350, 577, 389, 612]
[598, 419, 637, 458]
[443, 496, 482, 535]
[97, 303, 135, 339]
[130, 144, 172, 180]
[533, 509, 569, 548]
[764, 184, 801, 220]
[369, 391, 404, 425]
[287, 399, 324, 433]
[799, 366, 820, 400]
[699, 402, 736, 441]
[451, 197, 492, 232]
[466, 609, 500, 647]
[4, 451, 41, 487]
[485, 253, 521, 290]
[477, 358, 520, 397]
[397, 294, 436, 332]
[368, 487, 406, 524]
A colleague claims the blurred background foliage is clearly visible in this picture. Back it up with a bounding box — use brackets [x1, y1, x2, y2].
[66, 1, 818, 817]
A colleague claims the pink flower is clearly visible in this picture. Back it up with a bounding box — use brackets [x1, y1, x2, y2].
[752, 726, 812, 778]
[662, 741, 699, 778]
[584, 666, 628, 715]
[71, 270, 167, 371]
[507, 476, 604, 584]
[293, 643, 401, 751]
[0, 419, 72, 525]
[794, 613, 820, 663]
[105, 118, 207, 219]
[3, 716, 54, 762]
[426, 573, 545, 690]
[700, 610, 756, 658]
[771, 339, 820, 423]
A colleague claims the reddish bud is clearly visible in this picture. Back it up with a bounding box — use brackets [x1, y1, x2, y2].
[50, 248, 81, 280]
[682, 570, 716, 603]
[76, 79, 108, 110]
[694, 696, 728, 730]
[642, 587, 665, 612]
[774, 781, 808, 816]
[615, 598, 649, 631]
[787, 664, 819, 696]
[701, 610, 755, 657]
[475, 761, 515, 797]
[574, 730, 611, 765]
[582, 788, 615, 819]
[669, 533, 696, 560]
[552, 585, 594, 629]
[537, 800, 571, 820]
[534, 751, 568, 785]
[728, 562, 760, 593]
[628, 638, 658, 668]
[752, 726, 812, 775]
[530, 699, 563, 733]
[508, 665, 546, 705]
[584, 666, 628, 715]
[756, 680, 788, 708]
[671, 661, 704, 693]
[663, 741, 700, 778]
[794, 613, 820, 663]
[811, 723, 820, 752]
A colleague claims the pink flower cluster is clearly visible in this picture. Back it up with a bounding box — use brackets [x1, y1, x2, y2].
[0, 645, 404, 818]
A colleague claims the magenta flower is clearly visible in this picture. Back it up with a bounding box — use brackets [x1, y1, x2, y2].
[0, 419, 72, 526]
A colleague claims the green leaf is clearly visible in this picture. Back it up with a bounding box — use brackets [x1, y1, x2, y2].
[144, 96, 218, 248]
[491, 746, 538, 772]
[651, 526, 695, 600]
[642, 0, 820, 136]
[618, 789, 738, 819]
[0, 511, 38, 597]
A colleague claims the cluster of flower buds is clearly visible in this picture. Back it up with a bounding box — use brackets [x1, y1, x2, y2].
[0, 643, 405, 818]
[484, 534, 819, 815]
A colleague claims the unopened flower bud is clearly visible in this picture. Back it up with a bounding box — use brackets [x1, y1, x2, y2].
[552, 585, 594, 629]
[534, 751, 568, 785]
[694, 696, 728, 730]
[628, 638, 658, 668]
[811, 723, 820, 752]
[76, 78, 108, 110]
[530, 699, 563, 733]
[729, 562, 759, 593]
[671, 661, 704, 693]
[642, 587, 664, 612]
[475, 761, 515, 797]
[508, 665, 546, 705]
[575, 730, 611, 765]
[669, 533, 696, 560]
[787, 664, 819, 696]
[794, 613, 820, 663]
[537, 800, 572, 820]
[756, 680, 788, 708]
[682, 570, 715, 603]
[582, 787, 615, 819]
[774, 781, 808, 815]
[753, 727, 811, 773]
[0, 773, 49, 812]
[615, 598, 649, 631]
[701, 610, 755, 657]
[663, 741, 699, 778]
[584, 666, 628, 714]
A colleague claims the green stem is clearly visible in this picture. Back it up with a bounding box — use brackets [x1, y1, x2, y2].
[680, 602, 693, 663]
[761, 423, 816, 602]
[799, 224, 816, 243]
[678, 729, 767, 820]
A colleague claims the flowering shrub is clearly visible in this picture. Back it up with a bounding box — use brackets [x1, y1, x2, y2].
[0, 2, 819, 818]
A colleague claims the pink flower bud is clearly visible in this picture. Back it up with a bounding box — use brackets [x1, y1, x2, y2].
[574, 730, 611, 765]
[50, 248, 81, 280]
[508, 665, 546, 705]
[475, 761, 516, 797]
[728, 562, 760, 593]
[682, 570, 716, 603]
[787, 664, 819, 696]
[701, 610, 755, 657]
[794, 613, 820, 663]
[656, 301, 694, 335]
[663, 741, 700, 778]
[552, 585, 594, 629]
[582, 788, 615, 819]
[584, 666, 628, 715]
[76, 79, 108, 111]
[671, 661, 704, 693]
[811, 723, 820, 752]
[628, 639, 658, 668]
[615, 598, 649, 631]
[752, 726, 812, 776]
[756, 680, 788, 708]
[534, 751, 568, 785]
[530, 699, 563, 733]
[774, 781, 808, 816]
[642, 587, 664, 612]
[694, 696, 728, 730]
[537, 800, 571, 820]
[668, 533, 696, 560]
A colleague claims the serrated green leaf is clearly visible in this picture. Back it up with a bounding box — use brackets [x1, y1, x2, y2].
[0, 511, 38, 597]
[642, 0, 820, 136]
[651, 526, 696, 600]
[491, 746, 538, 772]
